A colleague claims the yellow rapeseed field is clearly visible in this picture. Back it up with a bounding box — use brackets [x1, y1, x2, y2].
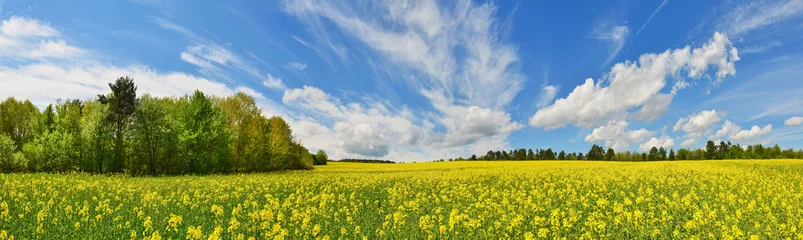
[1, 160, 803, 239]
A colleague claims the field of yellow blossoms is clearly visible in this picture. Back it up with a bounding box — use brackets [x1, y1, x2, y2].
[2, 160, 803, 239]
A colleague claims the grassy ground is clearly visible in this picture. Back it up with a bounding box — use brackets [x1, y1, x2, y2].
[1, 160, 803, 239]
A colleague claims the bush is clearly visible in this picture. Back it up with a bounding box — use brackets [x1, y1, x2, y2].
[0, 134, 15, 172]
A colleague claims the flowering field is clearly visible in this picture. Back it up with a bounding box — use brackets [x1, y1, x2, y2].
[1, 160, 803, 239]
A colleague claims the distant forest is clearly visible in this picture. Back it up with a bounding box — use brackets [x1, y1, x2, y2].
[335, 159, 396, 164]
[0, 76, 329, 175]
[444, 142, 803, 162]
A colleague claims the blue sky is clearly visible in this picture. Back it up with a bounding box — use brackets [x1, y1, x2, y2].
[1, 0, 802, 161]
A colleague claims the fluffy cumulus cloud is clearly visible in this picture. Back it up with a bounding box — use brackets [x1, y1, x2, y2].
[671, 110, 726, 148]
[731, 124, 772, 141]
[530, 32, 739, 129]
[639, 136, 675, 152]
[785, 117, 803, 126]
[282, 0, 527, 160]
[716, 120, 773, 141]
[584, 120, 652, 151]
[674, 110, 725, 137]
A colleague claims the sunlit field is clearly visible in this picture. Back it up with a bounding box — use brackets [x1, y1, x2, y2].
[2, 160, 803, 239]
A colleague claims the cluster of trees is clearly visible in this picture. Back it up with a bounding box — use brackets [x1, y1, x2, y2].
[0, 77, 326, 175]
[449, 141, 803, 162]
[336, 159, 396, 164]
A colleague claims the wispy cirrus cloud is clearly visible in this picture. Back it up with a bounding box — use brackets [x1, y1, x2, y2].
[281, 0, 526, 159]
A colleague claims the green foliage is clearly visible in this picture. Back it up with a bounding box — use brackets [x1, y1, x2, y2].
[314, 149, 329, 165]
[178, 90, 230, 174]
[103, 76, 139, 173]
[462, 140, 803, 162]
[129, 94, 180, 176]
[0, 97, 40, 150]
[0, 77, 314, 175]
[0, 134, 16, 172]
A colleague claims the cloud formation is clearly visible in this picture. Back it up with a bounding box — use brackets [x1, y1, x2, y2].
[639, 135, 675, 152]
[282, 0, 527, 159]
[785, 117, 803, 126]
[584, 120, 652, 151]
[530, 32, 739, 129]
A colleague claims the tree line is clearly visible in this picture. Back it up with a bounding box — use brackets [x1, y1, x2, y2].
[0, 77, 328, 175]
[335, 159, 396, 164]
[446, 141, 803, 162]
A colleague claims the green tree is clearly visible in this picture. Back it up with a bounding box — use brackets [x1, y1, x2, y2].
[605, 148, 615, 161]
[315, 149, 329, 165]
[558, 150, 566, 160]
[668, 149, 675, 160]
[649, 147, 659, 161]
[80, 100, 113, 173]
[218, 92, 265, 172]
[268, 116, 293, 170]
[178, 91, 230, 174]
[0, 134, 16, 172]
[0, 97, 40, 150]
[706, 140, 717, 160]
[130, 95, 180, 176]
[100, 76, 138, 172]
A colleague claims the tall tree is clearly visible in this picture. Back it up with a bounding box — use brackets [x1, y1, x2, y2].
[605, 148, 615, 161]
[668, 149, 675, 161]
[0, 97, 40, 150]
[179, 90, 230, 174]
[315, 150, 329, 165]
[130, 95, 179, 176]
[706, 141, 717, 160]
[102, 76, 138, 172]
[268, 116, 293, 170]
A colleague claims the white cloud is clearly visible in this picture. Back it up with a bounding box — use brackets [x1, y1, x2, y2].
[536, 85, 559, 108]
[285, 62, 307, 70]
[333, 123, 391, 157]
[731, 124, 773, 141]
[530, 32, 739, 129]
[717, 0, 803, 36]
[673, 110, 725, 136]
[592, 24, 629, 67]
[282, 0, 527, 160]
[632, 93, 672, 121]
[639, 135, 675, 152]
[283, 0, 524, 108]
[584, 120, 653, 151]
[712, 120, 773, 142]
[680, 138, 698, 147]
[262, 74, 287, 90]
[156, 18, 283, 89]
[785, 117, 803, 126]
[0, 16, 59, 38]
[715, 120, 741, 138]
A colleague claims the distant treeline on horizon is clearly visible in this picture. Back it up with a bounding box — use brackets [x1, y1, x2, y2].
[334, 159, 396, 164]
[440, 141, 803, 162]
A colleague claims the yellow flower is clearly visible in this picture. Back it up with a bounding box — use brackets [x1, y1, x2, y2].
[211, 205, 224, 217]
[144, 216, 153, 232]
[167, 214, 183, 231]
[187, 226, 203, 240]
